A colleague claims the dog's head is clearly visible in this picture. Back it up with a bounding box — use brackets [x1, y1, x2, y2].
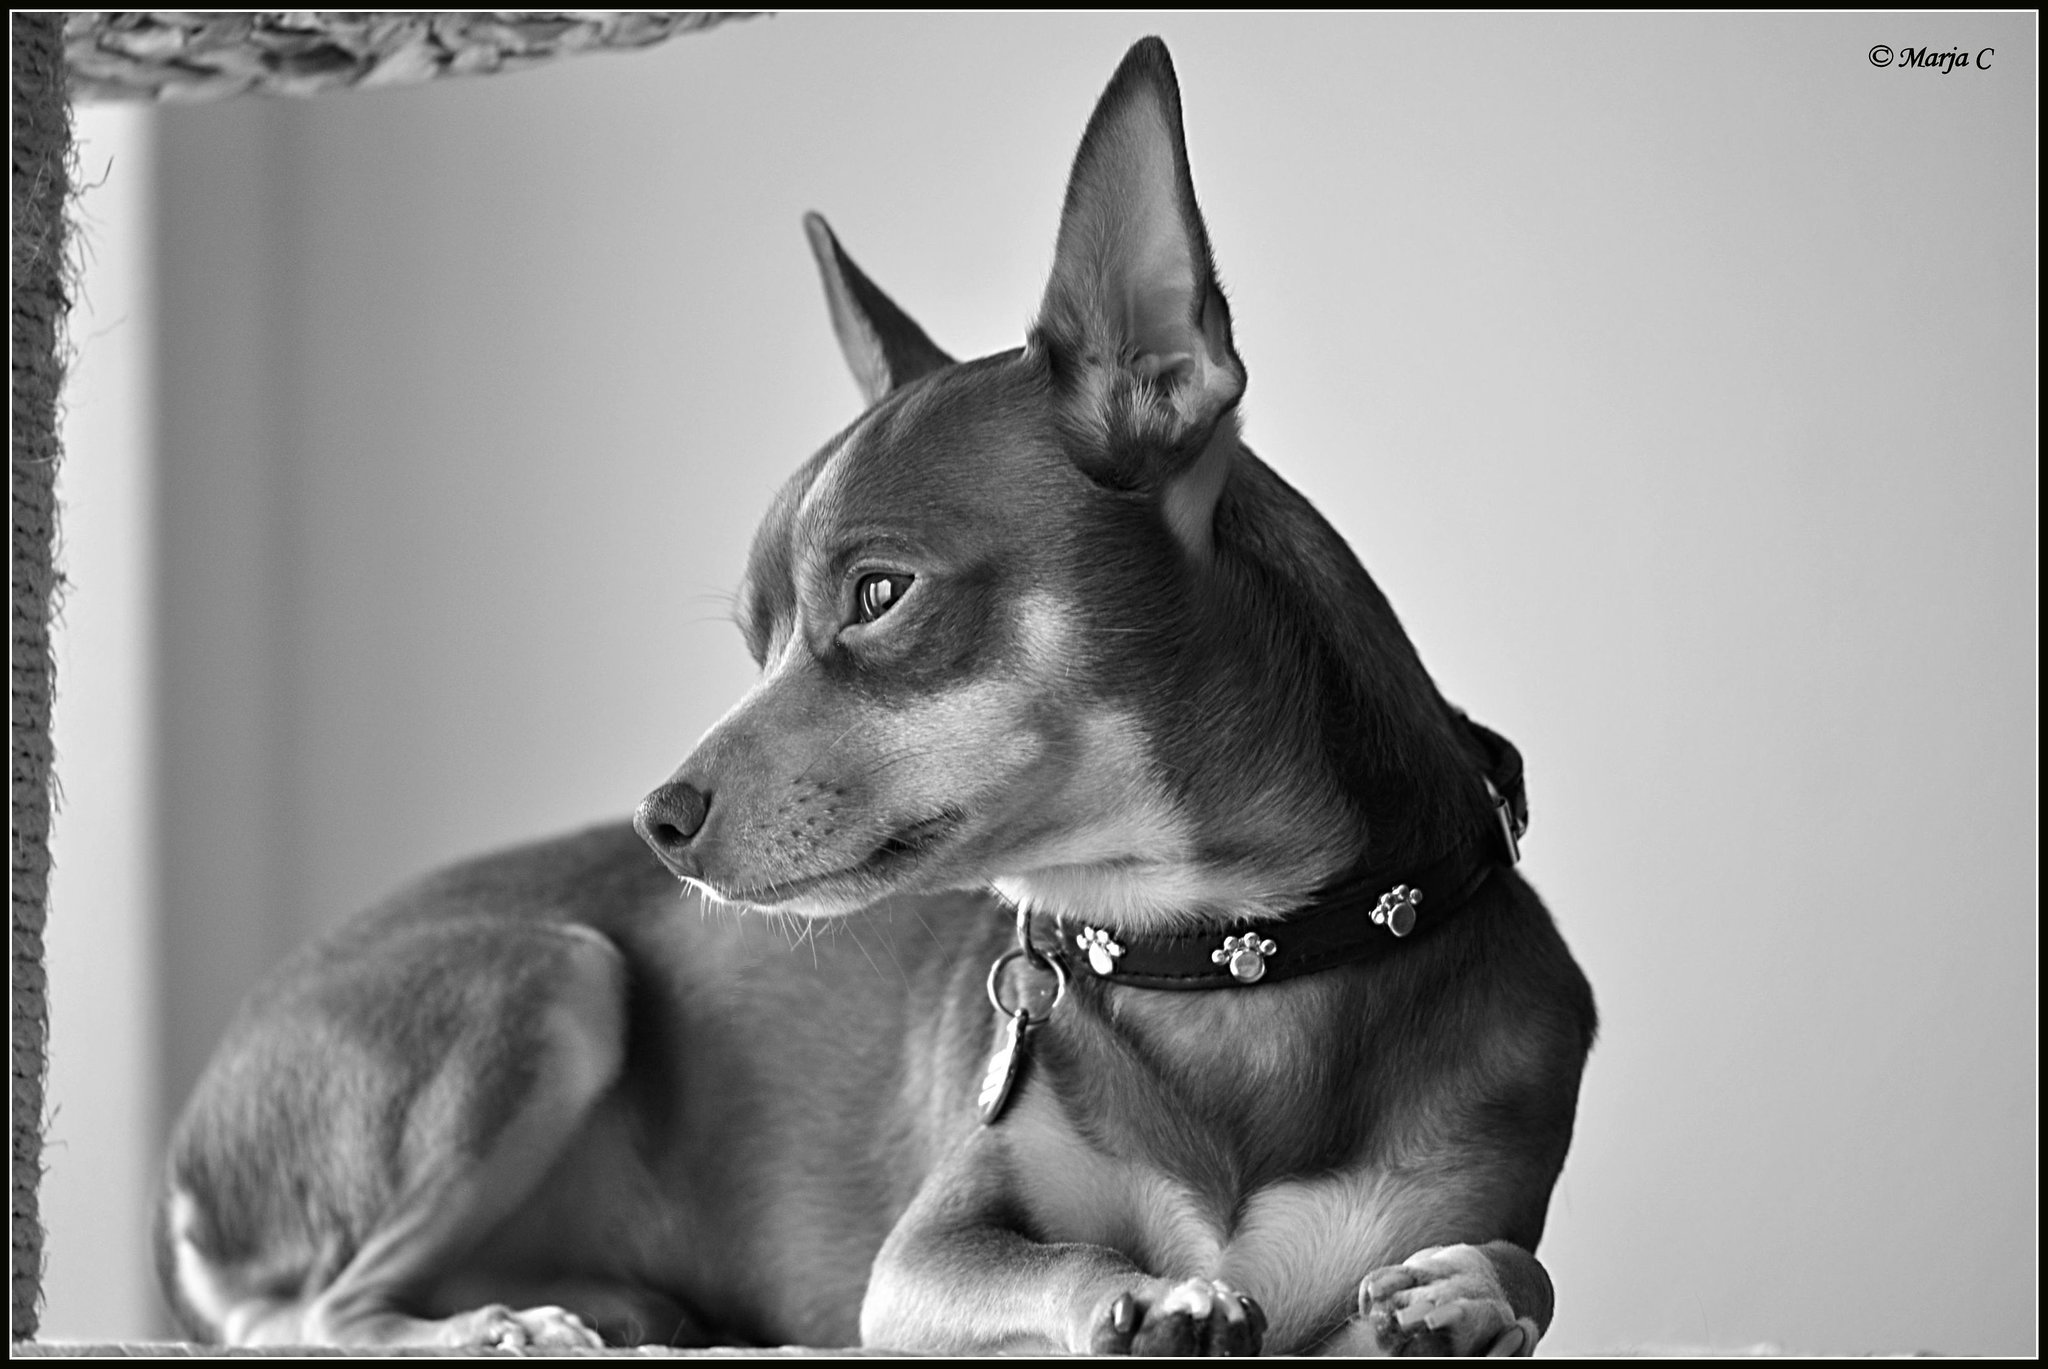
[636, 40, 1488, 930]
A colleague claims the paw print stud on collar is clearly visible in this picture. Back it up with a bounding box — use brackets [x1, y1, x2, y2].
[1213, 933, 1279, 984]
[1370, 884, 1423, 938]
[1076, 926, 1124, 976]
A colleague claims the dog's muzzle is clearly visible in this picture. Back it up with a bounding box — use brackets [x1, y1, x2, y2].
[634, 779, 709, 878]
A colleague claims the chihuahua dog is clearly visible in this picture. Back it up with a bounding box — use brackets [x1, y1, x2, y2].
[160, 39, 1594, 1356]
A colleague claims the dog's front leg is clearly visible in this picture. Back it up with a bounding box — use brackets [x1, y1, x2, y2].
[861, 1143, 1263, 1355]
[1328, 1241, 1550, 1357]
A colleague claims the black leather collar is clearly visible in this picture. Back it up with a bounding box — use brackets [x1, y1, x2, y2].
[1042, 714, 1528, 991]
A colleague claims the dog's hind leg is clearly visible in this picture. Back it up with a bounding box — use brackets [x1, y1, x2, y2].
[163, 920, 633, 1348]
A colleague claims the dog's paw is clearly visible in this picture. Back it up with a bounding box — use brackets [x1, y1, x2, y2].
[1357, 1245, 1537, 1357]
[449, 1302, 607, 1351]
[1087, 1276, 1266, 1355]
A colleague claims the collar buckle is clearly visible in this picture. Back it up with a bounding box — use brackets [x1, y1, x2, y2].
[1486, 775, 1522, 866]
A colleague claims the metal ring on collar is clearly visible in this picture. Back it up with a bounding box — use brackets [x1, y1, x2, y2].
[985, 946, 1069, 1022]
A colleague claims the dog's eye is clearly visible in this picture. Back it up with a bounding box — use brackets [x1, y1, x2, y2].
[855, 573, 913, 624]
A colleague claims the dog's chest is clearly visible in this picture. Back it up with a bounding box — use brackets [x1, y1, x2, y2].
[997, 981, 1434, 1349]
[1005, 1103, 1410, 1349]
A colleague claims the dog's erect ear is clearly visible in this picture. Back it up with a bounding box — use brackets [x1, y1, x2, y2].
[1035, 39, 1245, 513]
[804, 212, 955, 408]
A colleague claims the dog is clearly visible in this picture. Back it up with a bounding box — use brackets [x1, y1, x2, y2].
[158, 38, 1595, 1356]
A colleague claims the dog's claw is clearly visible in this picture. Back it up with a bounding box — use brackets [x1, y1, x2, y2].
[1090, 1293, 1138, 1354]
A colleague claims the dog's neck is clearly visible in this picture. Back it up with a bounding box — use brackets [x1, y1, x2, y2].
[995, 449, 1502, 935]
[1211, 450, 1499, 873]
[1002, 717, 1524, 990]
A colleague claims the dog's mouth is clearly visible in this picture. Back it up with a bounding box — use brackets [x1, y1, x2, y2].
[711, 810, 964, 911]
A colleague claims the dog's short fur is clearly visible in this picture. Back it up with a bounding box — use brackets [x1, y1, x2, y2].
[159, 39, 1594, 1355]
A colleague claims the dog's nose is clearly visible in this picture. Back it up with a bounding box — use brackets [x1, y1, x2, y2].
[635, 780, 709, 873]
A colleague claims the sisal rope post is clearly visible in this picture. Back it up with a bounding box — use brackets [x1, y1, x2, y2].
[11, 10, 69, 1344]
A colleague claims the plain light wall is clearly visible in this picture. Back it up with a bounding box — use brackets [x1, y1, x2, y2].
[44, 11, 2034, 1352]
[43, 103, 160, 1341]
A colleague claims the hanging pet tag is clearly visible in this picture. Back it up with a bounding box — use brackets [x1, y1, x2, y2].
[977, 1010, 1028, 1125]
[977, 938, 1068, 1126]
